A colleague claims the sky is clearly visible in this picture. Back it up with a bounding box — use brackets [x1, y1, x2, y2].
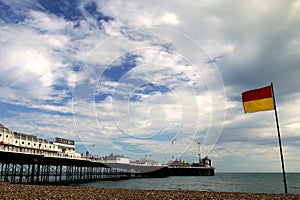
[0, 0, 300, 172]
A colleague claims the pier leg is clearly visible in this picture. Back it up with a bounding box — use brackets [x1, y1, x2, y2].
[0, 163, 4, 181]
[19, 164, 23, 184]
[59, 165, 62, 182]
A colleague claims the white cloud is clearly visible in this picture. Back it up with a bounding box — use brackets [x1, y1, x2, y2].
[0, 18, 72, 103]
[161, 12, 180, 25]
[27, 11, 72, 32]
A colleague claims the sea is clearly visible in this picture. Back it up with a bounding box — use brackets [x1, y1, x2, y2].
[73, 173, 300, 194]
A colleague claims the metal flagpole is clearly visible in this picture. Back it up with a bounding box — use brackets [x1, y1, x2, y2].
[271, 82, 288, 194]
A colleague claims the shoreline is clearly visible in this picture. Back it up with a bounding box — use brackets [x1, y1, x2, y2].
[1, 182, 300, 199]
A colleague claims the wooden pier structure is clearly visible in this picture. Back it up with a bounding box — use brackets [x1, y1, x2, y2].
[0, 151, 130, 184]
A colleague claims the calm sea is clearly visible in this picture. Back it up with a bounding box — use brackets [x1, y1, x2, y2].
[73, 173, 300, 194]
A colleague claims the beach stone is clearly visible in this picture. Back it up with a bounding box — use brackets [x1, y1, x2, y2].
[0, 182, 299, 199]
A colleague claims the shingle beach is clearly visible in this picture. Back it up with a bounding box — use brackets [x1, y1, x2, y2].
[0, 182, 299, 200]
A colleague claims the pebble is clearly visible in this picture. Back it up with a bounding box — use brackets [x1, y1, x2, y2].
[0, 182, 299, 199]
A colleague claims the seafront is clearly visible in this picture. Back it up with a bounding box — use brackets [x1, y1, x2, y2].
[0, 182, 299, 200]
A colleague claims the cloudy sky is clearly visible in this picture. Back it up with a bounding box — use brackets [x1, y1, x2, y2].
[1, 0, 300, 172]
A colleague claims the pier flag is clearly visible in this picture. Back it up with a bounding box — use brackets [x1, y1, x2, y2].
[242, 85, 274, 113]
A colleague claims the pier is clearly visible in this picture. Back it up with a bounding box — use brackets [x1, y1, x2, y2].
[0, 149, 214, 184]
[0, 124, 214, 184]
[0, 151, 130, 184]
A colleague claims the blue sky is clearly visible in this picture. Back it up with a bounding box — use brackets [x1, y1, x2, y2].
[1, 0, 300, 172]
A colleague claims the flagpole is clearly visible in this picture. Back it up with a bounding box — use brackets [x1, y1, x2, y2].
[271, 82, 288, 194]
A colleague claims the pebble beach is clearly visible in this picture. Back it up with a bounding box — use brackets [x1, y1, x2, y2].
[0, 182, 299, 200]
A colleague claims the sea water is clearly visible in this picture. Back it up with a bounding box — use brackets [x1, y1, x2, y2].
[73, 173, 300, 194]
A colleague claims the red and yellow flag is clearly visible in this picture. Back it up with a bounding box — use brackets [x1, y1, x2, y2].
[242, 85, 275, 113]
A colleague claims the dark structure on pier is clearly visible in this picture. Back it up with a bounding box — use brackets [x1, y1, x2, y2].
[167, 157, 215, 176]
[168, 167, 214, 176]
